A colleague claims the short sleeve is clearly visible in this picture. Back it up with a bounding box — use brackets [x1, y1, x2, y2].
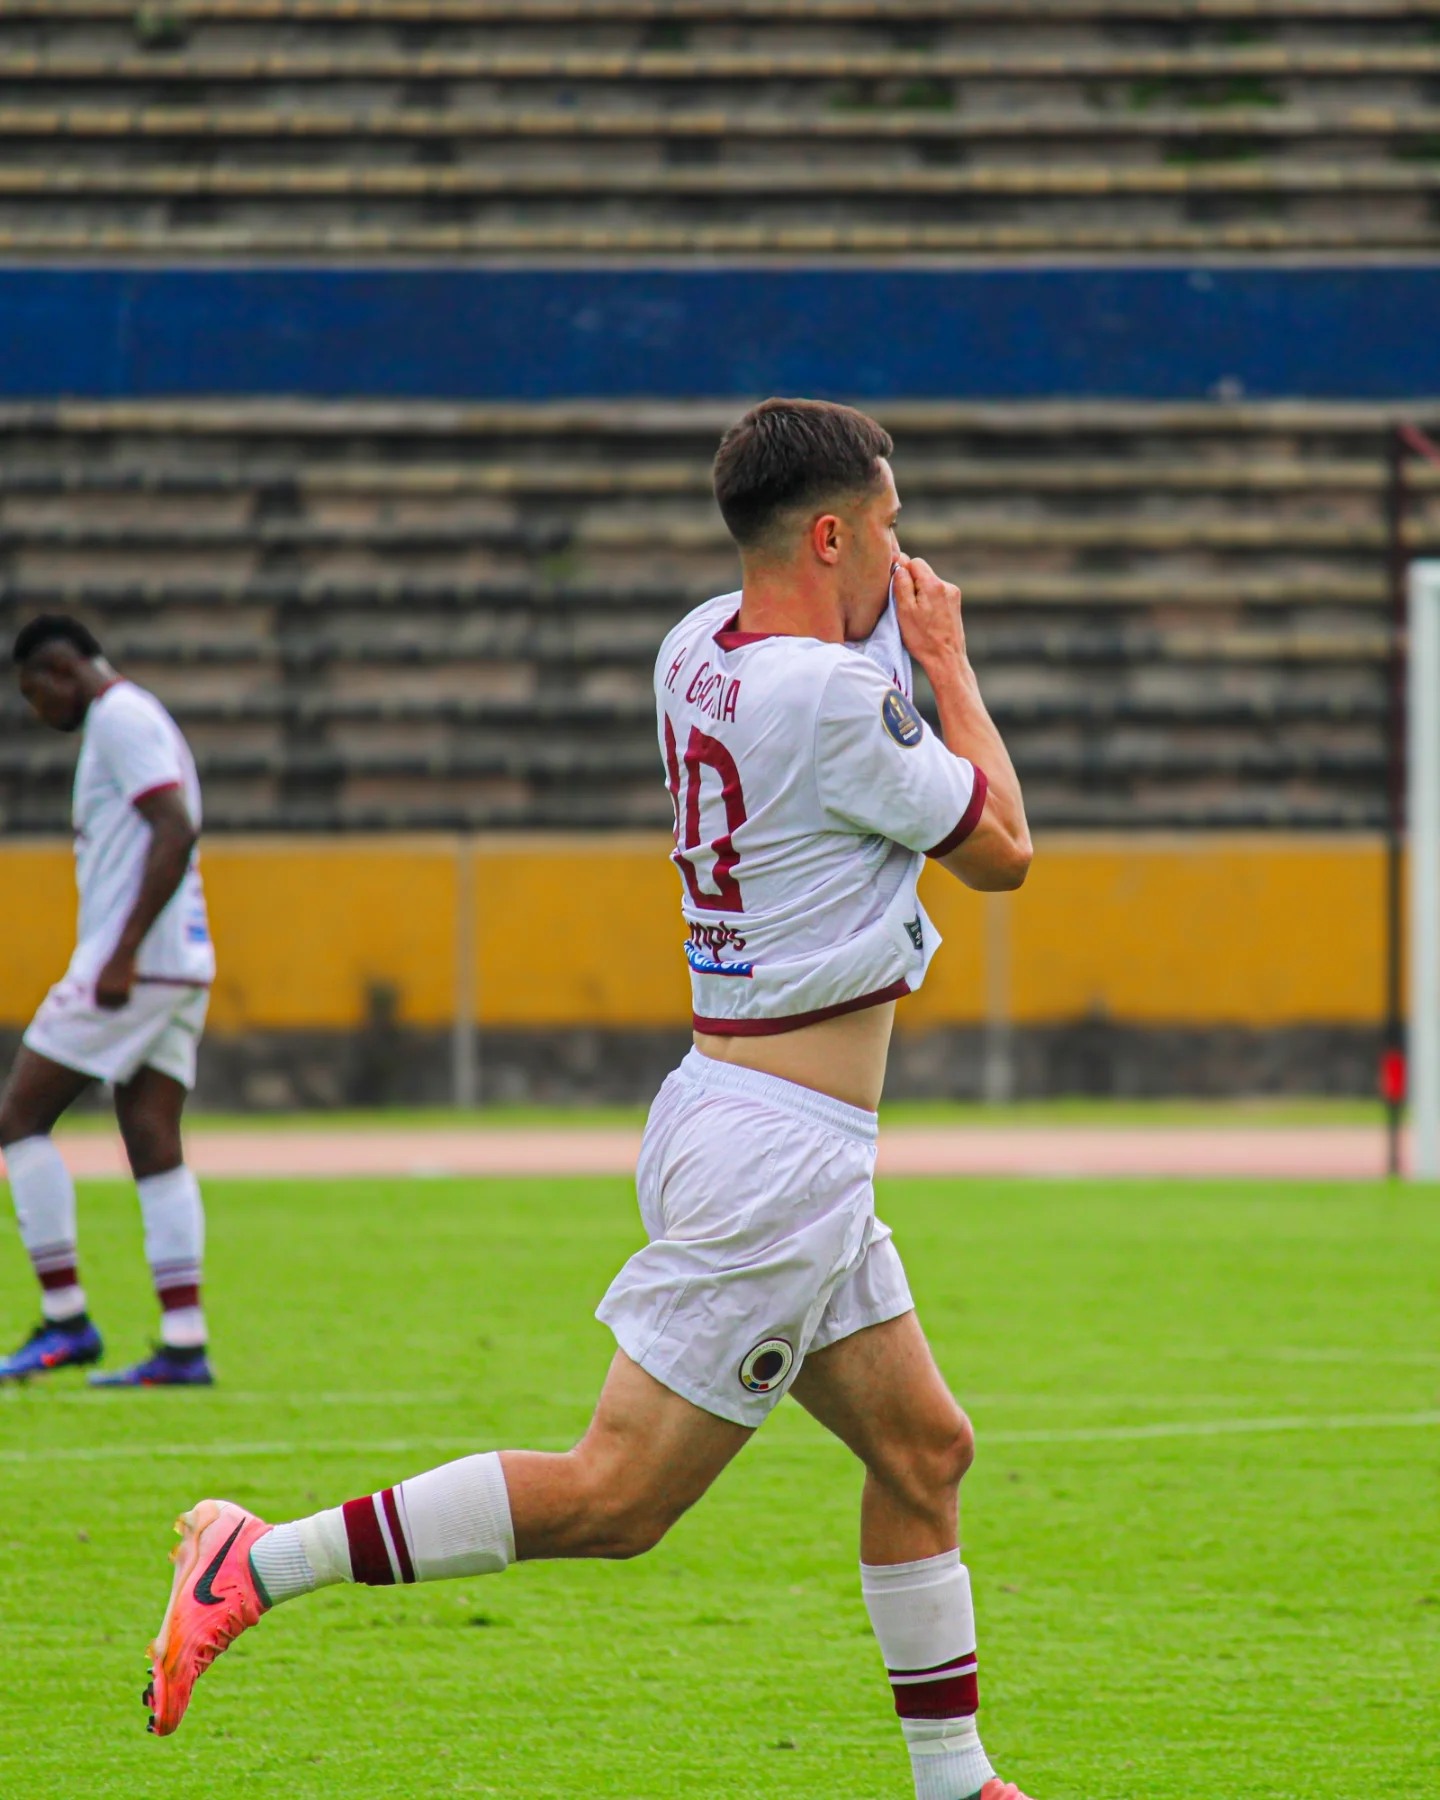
[95, 695, 186, 808]
[815, 654, 988, 856]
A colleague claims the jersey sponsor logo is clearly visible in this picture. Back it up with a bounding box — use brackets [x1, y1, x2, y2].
[882, 688, 925, 748]
[690, 921, 748, 955]
[904, 916, 924, 953]
[685, 921, 754, 978]
[185, 892, 211, 943]
[685, 945, 754, 978]
[739, 1337, 795, 1395]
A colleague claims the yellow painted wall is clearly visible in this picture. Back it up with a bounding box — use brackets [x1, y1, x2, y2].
[0, 844, 74, 1021]
[475, 835, 688, 1027]
[0, 834, 1389, 1032]
[912, 835, 1388, 1028]
[203, 838, 460, 1031]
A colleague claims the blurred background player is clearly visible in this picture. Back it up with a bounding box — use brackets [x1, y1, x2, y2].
[0, 615, 215, 1387]
[140, 401, 1037, 1800]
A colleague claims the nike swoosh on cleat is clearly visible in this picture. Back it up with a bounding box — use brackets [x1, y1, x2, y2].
[193, 1520, 246, 1607]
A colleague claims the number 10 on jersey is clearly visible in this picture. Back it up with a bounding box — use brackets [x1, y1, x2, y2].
[664, 717, 747, 913]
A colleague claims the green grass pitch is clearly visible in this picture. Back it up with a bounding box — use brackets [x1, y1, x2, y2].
[1, 1171, 1437, 1799]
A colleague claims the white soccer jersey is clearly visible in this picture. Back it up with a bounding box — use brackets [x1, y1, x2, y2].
[68, 681, 214, 988]
[655, 591, 987, 1035]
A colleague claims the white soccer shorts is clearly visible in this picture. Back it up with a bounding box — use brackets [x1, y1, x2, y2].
[597, 1048, 914, 1427]
[24, 977, 209, 1090]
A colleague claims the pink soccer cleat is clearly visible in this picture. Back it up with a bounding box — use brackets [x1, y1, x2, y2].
[144, 1498, 271, 1736]
[976, 1784, 1035, 1800]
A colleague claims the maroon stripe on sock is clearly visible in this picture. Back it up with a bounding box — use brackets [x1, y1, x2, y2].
[380, 1486, 416, 1584]
[37, 1264, 79, 1292]
[157, 1282, 201, 1311]
[891, 1670, 980, 1720]
[342, 1496, 395, 1586]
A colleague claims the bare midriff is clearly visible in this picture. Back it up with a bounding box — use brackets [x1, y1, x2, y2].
[692, 999, 896, 1113]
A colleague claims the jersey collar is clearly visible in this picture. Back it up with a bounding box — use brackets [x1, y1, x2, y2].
[714, 613, 777, 650]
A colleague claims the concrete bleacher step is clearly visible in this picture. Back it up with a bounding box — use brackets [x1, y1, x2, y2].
[3, 161, 1437, 197]
[6, 224, 1438, 253]
[12, 616, 1388, 673]
[4, 104, 1439, 149]
[6, 456, 1435, 497]
[11, 46, 1440, 81]
[0, 396, 1412, 436]
[0, 684, 1385, 732]
[0, 515, 1425, 555]
[0, 571, 1398, 609]
[0, 735, 1386, 786]
[9, 0, 1440, 19]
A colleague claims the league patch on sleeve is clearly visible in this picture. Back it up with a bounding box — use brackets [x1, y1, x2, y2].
[881, 688, 925, 748]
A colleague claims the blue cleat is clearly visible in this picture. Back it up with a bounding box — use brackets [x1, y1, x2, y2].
[88, 1346, 214, 1388]
[0, 1317, 104, 1380]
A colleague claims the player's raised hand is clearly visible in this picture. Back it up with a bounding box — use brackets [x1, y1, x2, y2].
[891, 556, 968, 675]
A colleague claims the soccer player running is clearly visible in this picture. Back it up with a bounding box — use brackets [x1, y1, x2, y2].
[0, 617, 216, 1387]
[144, 400, 1036, 1800]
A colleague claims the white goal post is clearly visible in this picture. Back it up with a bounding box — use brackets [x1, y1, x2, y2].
[1409, 561, 1440, 1179]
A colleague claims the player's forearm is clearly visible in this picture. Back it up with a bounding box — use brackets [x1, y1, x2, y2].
[926, 653, 1029, 851]
[113, 824, 195, 957]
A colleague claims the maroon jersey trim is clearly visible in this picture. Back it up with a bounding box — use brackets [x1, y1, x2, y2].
[925, 767, 989, 860]
[713, 613, 777, 650]
[129, 780, 184, 807]
[693, 978, 911, 1037]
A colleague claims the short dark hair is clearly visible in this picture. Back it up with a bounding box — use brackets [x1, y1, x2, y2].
[712, 397, 894, 549]
[12, 613, 103, 667]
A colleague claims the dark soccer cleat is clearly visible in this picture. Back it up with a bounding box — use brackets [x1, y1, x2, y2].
[0, 1317, 104, 1380]
[90, 1347, 214, 1388]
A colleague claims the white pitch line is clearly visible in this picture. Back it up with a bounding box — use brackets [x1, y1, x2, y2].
[980, 1409, 1440, 1446]
[5, 1409, 1440, 1465]
[4, 1389, 492, 1409]
[0, 1435, 556, 1466]
[4, 1387, 1280, 1410]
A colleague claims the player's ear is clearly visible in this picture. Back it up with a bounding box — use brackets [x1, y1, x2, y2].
[811, 512, 843, 565]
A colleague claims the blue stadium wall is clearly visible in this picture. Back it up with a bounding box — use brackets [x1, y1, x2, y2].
[0, 264, 1432, 398]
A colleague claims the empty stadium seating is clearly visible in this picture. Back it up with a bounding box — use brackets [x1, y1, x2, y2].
[1, 0, 1439, 253]
[1, 397, 1431, 834]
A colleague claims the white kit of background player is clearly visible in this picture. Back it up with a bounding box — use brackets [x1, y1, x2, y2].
[139, 402, 1036, 1800]
[0, 615, 216, 1387]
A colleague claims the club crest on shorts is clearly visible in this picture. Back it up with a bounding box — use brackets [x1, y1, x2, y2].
[739, 1337, 795, 1395]
[881, 689, 924, 748]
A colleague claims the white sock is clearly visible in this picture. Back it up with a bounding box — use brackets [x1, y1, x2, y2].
[160, 1304, 207, 1349]
[251, 1452, 515, 1607]
[395, 1453, 516, 1581]
[862, 1551, 995, 1800]
[251, 1513, 347, 1607]
[136, 1165, 205, 1340]
[41, 1283, 86, 1322]
[903, 1717, 994, 1800]
[3, 1135, 87, 1321]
